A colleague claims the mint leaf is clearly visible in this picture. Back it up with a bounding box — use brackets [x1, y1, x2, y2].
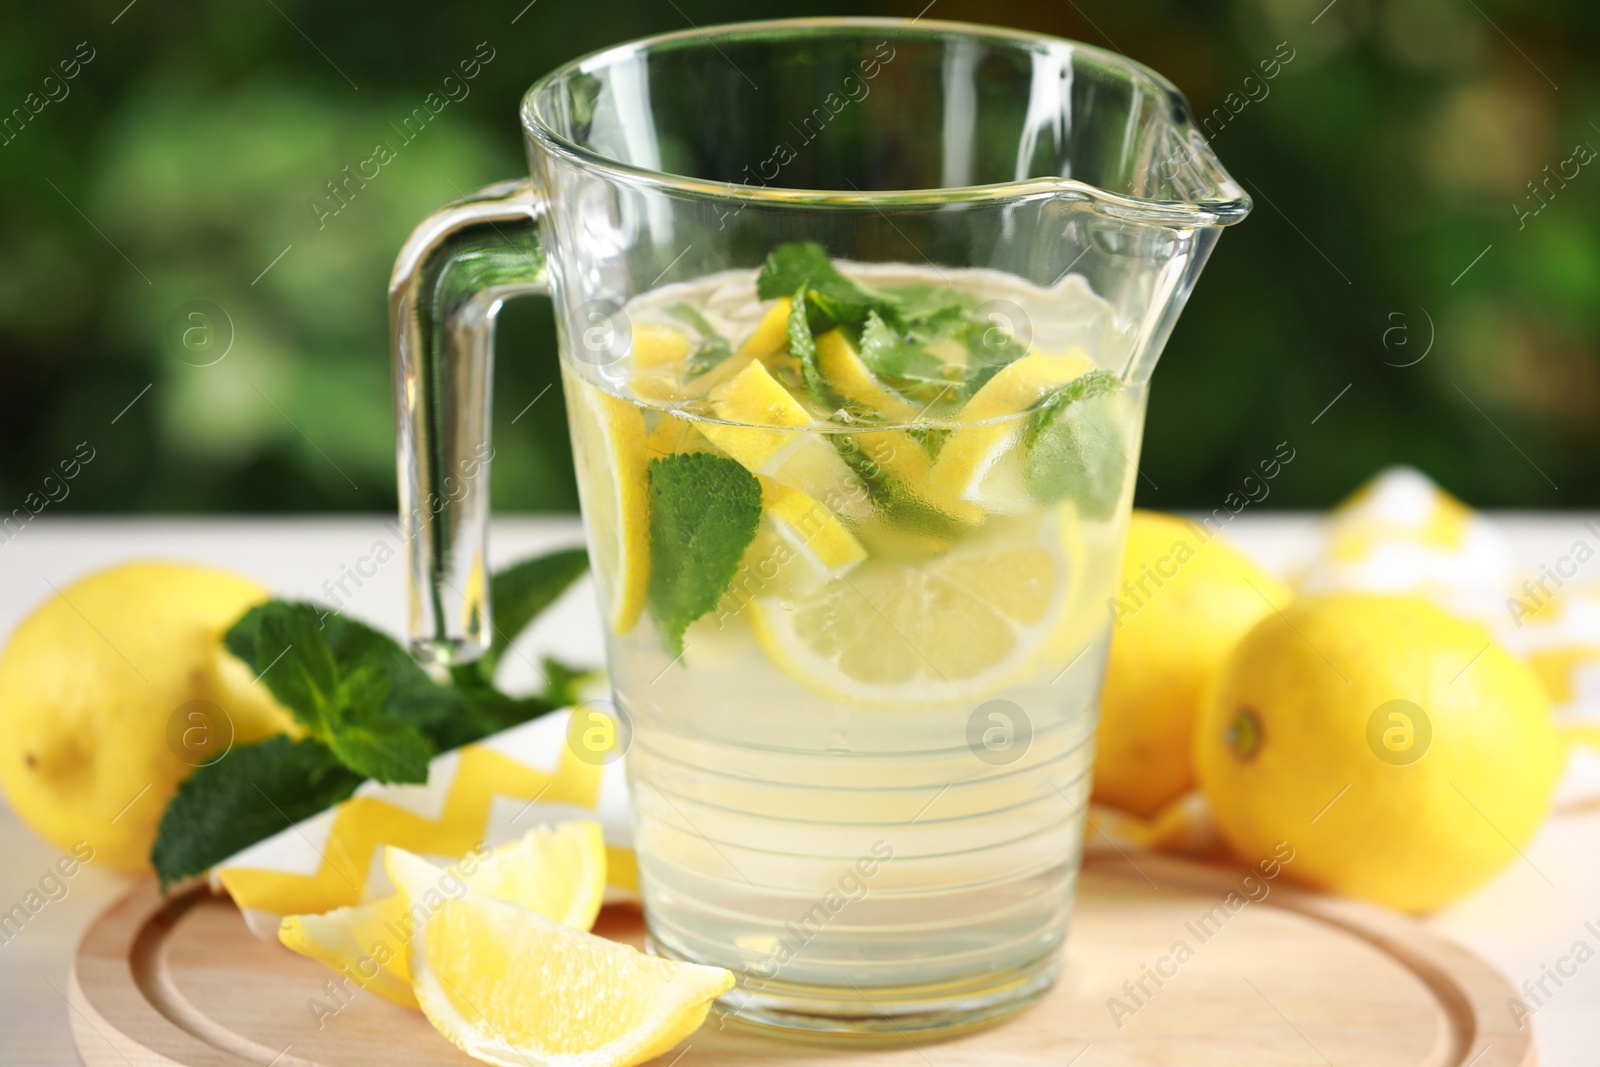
[667, 301, 718, 337]
[883, 283, 979, 337]
[151, 736, 362, 888]
[756, 244, 1019, 407]
[225, 603, 448, 783]
[225, 603, 339, 737]
[153, 547, 597, 887]
[1024, 370, 1126, 519]
[477, 546, 588, 680]
[447, 687, 557, 739]
[757, 244, 997, 345]
[787, 285, 840, 407]
[449, 546, 591, 734]
[758, 242, 900, 331]
[322, 706, 434, 784]
[666, 302, 735, 378]
[962, 314, 1032, 396]
[647, 453, 762, 654]
[859, 311, 951, 386]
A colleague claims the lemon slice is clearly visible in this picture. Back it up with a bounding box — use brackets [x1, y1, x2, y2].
[566, 370, 650, 632]
[814, 329, 921, 422]
[929, 351, 1098, 513]
[697, 361, 870, 520]
[751, 511, 1082, 708]
[388, 847, 733, 1067]
[759, 477, 866, 580]
[279, 822, 609, 1010]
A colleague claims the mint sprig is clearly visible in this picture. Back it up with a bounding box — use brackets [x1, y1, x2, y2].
[647, 453, 762, 654]
[758, 243, 1024, 411]
[152, 546, 591, 887]
[225, 602, 445, 783]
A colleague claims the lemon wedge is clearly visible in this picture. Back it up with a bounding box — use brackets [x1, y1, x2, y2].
[387, 846, 733, 1067]
[279, 821, 609, 1010]
[806, 329, 984, 528]
[814, 328, 921, 422]
[706, 357, 810, 432]
[625, 324, 692, 402]
[697, 361, 869, 519]
[929, 351, 1098, 513]
[644, 414, 714, 458]
[852, 429, 986, 527]
[736, 297, 792, 365]
[631, 323, 691, 371]
[565, 370, 650, 632]
[759, 477, 867, 580]
[460, 820, 608, 931]
[751, 512, 1081, 708]
[280, 894, 418, 1007]
[645, 405, 864, 579]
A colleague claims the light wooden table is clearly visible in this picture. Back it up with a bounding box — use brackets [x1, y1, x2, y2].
[3, 516, 1598, 1066]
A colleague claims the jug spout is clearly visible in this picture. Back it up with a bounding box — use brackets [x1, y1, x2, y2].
[1136, 95, 1253, 226]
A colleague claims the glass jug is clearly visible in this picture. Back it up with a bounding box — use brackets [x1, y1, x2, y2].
[391, 16, 1248, 1039]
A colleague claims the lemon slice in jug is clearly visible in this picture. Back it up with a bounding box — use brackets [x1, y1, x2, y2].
[750, 511, 1084, 708]
[565, 370, 651, 633]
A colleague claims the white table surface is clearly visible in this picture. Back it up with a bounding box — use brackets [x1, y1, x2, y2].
[2, 515, 1597, 1066]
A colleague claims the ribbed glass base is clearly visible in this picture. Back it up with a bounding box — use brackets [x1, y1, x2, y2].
[656, 939, 1062, 1041]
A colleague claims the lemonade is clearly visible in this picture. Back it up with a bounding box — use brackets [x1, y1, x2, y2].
[560, 243, 1143, 1032]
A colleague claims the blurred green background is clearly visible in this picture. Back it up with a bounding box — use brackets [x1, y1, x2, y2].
[2, 0, 1596, 515]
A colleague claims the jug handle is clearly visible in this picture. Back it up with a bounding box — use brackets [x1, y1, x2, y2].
[389, 178, 547, 666]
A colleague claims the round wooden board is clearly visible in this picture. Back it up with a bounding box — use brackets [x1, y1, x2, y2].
[69, 854, 1533, 1067]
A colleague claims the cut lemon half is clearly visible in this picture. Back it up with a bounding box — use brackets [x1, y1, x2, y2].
[387, 847, 733, 1067]
[929, 351, 1097, 513]
[750, 511, 1083, 708]
[279, 822, 609, 1010]
[698, 361, 869, 520]
[566, 370, 650, 633]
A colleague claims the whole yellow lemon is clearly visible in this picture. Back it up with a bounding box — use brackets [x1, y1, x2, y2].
[1195, 594, 1562, 913]
[0, 562, 296, 872]
[1093, 511, 1289, 817]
